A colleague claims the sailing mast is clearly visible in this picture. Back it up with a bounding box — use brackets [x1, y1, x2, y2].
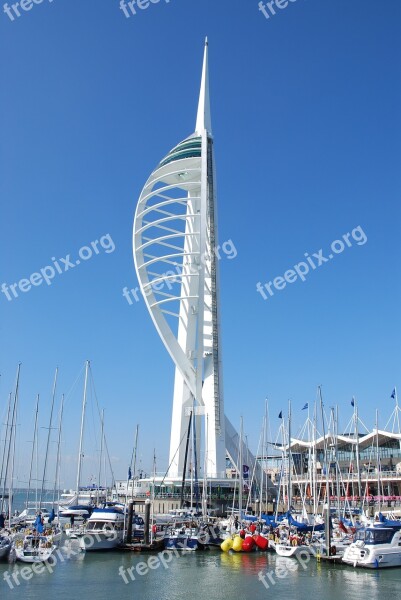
[288, 400, 292, 510]
[39, 367, 58, 510]
[52, 394, 64, 520]
[130, 425, 139, 500]
[26, 394, 40, 509]
[318, 386, 332, 549]
[0, 392, 12, 498]
[180, 412, 192, 509]
[353, 397, 362, 502]
[376, 409, 382, 514]
[1, 363, 21, 519]
[259, 402, 267, 519]
[238, 417, 243, 518]
[76, 360, 90, 502]
[97, 409, 104, 506]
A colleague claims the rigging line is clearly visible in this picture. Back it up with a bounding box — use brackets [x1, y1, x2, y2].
[61, 363, 86, 409]
[154, 428, 190, 498]
[87, 365, 117, 488]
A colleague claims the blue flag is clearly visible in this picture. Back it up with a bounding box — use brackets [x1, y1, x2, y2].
[278, 411, 283, 419]
[351, 398, 355, 407]
[128, 467, 132, 480]
[302, 403, 308, 410]
[391, 388, 396, 399]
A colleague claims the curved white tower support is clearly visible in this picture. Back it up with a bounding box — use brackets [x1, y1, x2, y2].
[133, 40, 226, 478]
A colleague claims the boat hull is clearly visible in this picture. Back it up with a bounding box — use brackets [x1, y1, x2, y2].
[275, 544, 314, 557]
[15, 546, 57, 563]
[342, 548, 401, 568]
[78, 532, 123, 551]
[164, 536, 200, 551]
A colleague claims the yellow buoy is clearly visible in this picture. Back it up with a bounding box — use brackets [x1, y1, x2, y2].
[221, 538, 233, 552]
[232, 535, 243, 552]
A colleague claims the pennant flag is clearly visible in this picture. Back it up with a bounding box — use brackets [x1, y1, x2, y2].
[302, 403, 308, 410]
[278, 411, 283, 419]
[391, 388, 396, 399]
[351, 398, 355, 407]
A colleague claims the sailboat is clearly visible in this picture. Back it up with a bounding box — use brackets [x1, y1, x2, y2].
[15, 515, 58, 563]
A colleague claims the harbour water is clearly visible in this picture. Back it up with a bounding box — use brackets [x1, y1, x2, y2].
[1, 544, 401, 600]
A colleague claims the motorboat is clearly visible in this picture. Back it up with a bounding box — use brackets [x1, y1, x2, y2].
[77, 507, 125, 551]
[164, 521, 206, 551]
[342, 524, 401, 568]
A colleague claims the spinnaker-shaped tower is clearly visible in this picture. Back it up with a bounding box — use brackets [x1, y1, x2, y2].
[133, 40, 227, 479]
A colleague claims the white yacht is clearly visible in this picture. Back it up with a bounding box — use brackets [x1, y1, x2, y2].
[342, 525, 401, 568]
[77, 507, 125, 551]
[15, 534, 58, 564]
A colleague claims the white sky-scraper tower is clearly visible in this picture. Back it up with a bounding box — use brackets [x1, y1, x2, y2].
[133, 40, 227, 479]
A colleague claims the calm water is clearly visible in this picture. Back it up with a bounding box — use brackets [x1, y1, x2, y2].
[1, 544, 401, 600]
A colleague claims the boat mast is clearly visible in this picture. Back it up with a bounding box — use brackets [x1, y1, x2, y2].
[288, 400, 292, 510]
[202, 413, 209, 518]
[312, 399, 318, 515]
[39, 367, 58, 510]
[376, 409, 381, 514]
[130, 425, 139, 500]
[353, 397, 362, 502]
[53, 394, 64, 516]
[1, 363, 21, 518]
[0, 392, 12, 502]
[26, 394, 40, 509]
[259, 400, 267, 519]
[97, 409, 104, 506]
[76, 360, 90, 501]
[318, 385, 332, 548]
[180, 411, 192, 509]
[239, 416, 243, 517]
[335, 405, 341, 515]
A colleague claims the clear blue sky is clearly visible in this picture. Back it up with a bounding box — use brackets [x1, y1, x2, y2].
[1, 0, 400, 488]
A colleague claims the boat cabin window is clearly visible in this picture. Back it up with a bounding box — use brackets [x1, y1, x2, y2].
[87, 521, 115, 530]
[364, 529, 395, 545]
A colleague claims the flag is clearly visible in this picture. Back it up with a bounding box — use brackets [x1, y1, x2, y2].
[302, 403, 308, 410]
[351, 398, 355, 407]
[243, 465, 249, 480]
[278, 411, 283, 419]
[128, 466, 132, 480]
[391, 388, 396, 399]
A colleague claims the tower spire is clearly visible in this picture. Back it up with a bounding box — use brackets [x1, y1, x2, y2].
[195, 38, 212, 136]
